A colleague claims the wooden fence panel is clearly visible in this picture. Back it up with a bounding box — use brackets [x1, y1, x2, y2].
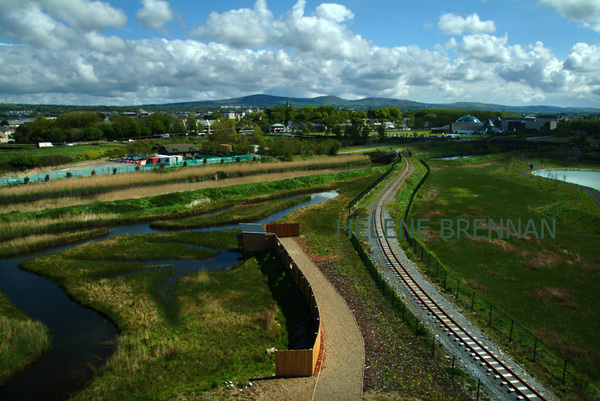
[264, 223, 300, 238]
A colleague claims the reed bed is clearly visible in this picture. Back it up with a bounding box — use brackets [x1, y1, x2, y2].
[0, 167, 380, 247]
[0, 229, 108, 259]
[0, 212, 119, 243]
[0, 292, 52, 383]
[0, 155, 370, 210]
[18, 231, 296, 399]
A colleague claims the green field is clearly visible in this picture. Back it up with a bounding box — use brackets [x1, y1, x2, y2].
[406, 156, 600, 398]
[0, 143, 125, 173]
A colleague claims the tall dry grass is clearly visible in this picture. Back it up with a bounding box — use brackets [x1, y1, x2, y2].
[0, 155, 369, 213]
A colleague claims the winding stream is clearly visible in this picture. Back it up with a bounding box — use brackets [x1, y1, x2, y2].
[0, 191, 338, 401]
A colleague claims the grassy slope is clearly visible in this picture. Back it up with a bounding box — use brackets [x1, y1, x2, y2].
[408, 157, 600, 388]
[0, 290, 52, 384]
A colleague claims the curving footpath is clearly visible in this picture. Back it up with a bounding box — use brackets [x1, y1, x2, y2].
[278, 237, 365, 401]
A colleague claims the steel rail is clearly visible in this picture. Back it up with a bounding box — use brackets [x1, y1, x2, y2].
[370, 163, 547, 401]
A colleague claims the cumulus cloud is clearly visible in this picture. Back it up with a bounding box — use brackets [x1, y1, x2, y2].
[564, 42, 600, 71]
[0, 0, 598, 107]
[136, 0, 175, 33]
[540, 0, 600, 32]
[438, 13, 496, 35]
[41, 0, 127, 31]
[194, 0, 367, 58]
[193, 0, 272, 47]
[458, 34, 511, 63]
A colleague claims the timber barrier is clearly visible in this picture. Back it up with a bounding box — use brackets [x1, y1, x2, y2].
[245, 223, 321, 377]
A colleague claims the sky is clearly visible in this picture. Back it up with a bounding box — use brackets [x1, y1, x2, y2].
[0, 0, 599, 108]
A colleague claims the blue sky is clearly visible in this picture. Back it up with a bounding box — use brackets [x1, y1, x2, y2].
[0, 0, 599, 107]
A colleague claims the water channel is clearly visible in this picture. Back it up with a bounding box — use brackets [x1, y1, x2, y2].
[0, 191, 338, 401]
[532, 169, 600, 192]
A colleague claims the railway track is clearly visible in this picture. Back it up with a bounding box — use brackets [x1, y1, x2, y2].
[370, 161, 548, 401]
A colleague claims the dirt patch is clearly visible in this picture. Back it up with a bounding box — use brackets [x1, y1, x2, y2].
[422, 210, 444, 219]
[466, 278, 488, 292]
[184, 376, 318, 401]
[523, 249, 564, 270]
[533, 287, 579, 310]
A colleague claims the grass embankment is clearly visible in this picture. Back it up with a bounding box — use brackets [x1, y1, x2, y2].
[0, 154, 370, 212]
[0, 166, 381, 254]
[151, 195, 311, 230]
[405, 156, 600, 399]
[0, 290, 52, 384]
[0, 143, 124, 174]
[19, 229, 312, 400]
[278, 163, 473, 400]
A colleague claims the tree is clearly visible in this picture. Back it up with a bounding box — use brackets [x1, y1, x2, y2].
[361, 124, 370, 145]
[378, 124, 386, 142]
[187, 113, 197, 133]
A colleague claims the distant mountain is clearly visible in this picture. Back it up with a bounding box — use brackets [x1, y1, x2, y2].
[147, 95, 600, 114]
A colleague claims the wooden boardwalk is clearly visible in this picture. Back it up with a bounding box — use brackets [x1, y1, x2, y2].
[279, 237, 364, 401]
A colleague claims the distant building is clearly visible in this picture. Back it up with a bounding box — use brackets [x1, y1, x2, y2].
[271, 123, 286, 133]
[451, 115, 483, 134]
[157, 143, 201, 157]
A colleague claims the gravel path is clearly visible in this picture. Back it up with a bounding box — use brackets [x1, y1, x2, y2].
[279, 237, 365, 401]
[365, 169, 556, 401]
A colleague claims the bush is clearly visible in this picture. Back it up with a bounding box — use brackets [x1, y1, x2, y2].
[112, 168, 118, 175]
[66, 172, 73, 178]
[44, 174, 50, 182]
[9, 155, 41, 171]
[91, 170, 96, 176]
[23, 177, 30, 185]
[84, 150, 105, 160]
[135, 165, 140, 171]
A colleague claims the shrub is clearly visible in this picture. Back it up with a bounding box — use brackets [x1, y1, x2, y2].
[112, 168, 118, 175]
[84, 150, 105, 160]
[135, 165, 140, 171]
[44, 174, 50, 182]
[23, 177, 30, 185]
[9, 155, 41, 171]
[66, 172, 73, 178]
[91, 170, 96, 176]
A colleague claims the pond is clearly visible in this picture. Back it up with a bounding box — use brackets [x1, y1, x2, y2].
[532, 169, 600, 192]
[0, 191, 338, 401]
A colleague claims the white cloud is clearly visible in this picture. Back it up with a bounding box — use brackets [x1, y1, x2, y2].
[0, 1, 598, 107]
[194, 0, 368, 59]
[564, 42, 600, 71]
[540, 0, 600, 32]
[41, 0, 127, 31]
[438, 13, 496, 35]
[136, 0, 175, 33]
[193, 0, 272, 47]
[458, 34, 511, 63]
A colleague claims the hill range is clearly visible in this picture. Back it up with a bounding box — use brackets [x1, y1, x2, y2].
[151, 94, 600, 114]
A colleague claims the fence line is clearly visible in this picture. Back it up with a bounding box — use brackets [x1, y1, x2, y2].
[346, 158, 592, 397]
[348, 155, 400, 215]
[0, 154, 259, 186]
[272, 237, 322, 377]
[399, 161, 591, 395]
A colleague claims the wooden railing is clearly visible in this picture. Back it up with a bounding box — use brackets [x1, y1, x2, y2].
[272, 237, 322, 377]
